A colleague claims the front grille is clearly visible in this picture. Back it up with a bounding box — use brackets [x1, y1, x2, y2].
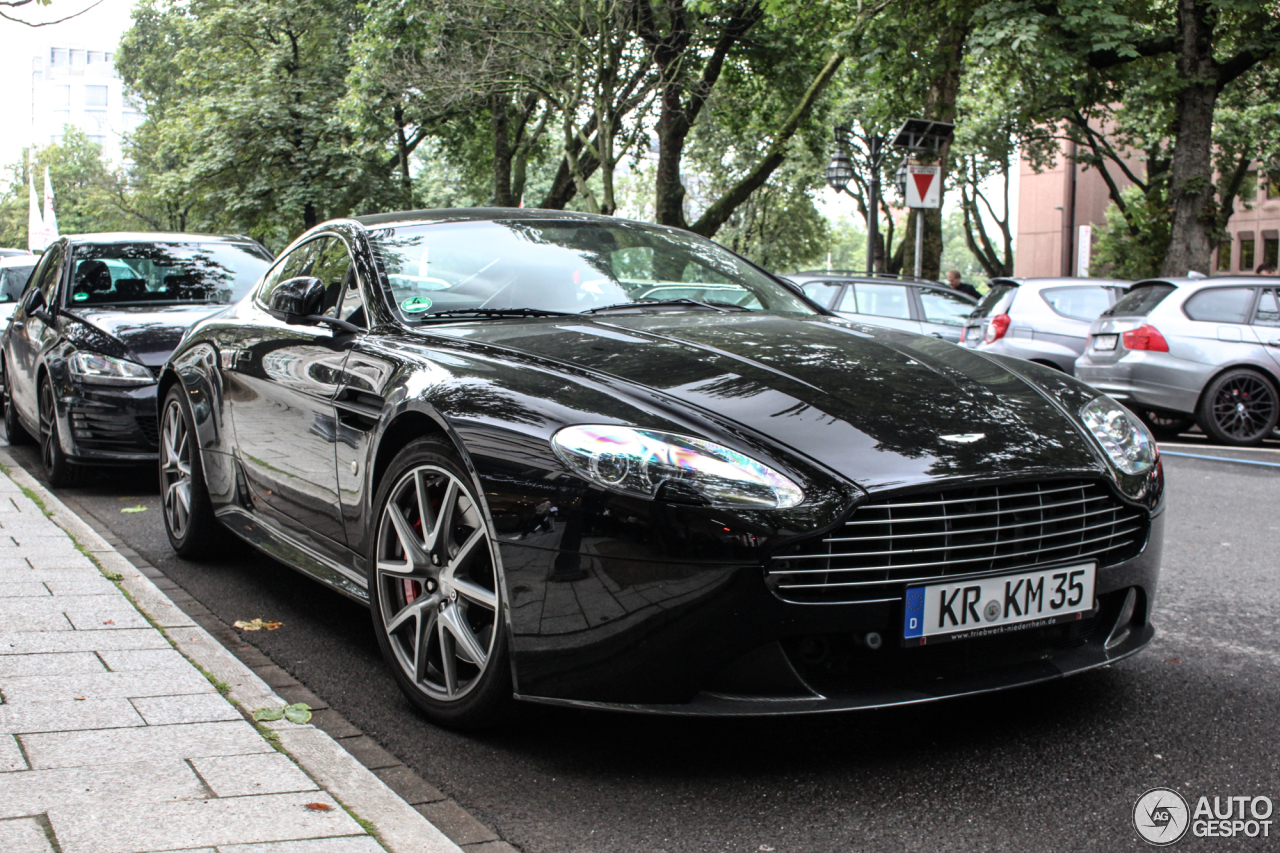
[768, 479, 1147, 604]
[69, 410, 159, 452]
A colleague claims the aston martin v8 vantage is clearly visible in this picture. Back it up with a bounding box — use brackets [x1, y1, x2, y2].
[159, 209, 1165, 728]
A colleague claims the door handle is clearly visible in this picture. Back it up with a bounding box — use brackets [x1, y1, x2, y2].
[220, 348, 254, 370]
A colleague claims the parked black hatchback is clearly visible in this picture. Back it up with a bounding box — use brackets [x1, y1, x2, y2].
[1, 233, 272, 485]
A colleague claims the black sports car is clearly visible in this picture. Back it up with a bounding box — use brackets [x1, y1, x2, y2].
[160, 209, 1165, 728]
[2, 233, 273, 486]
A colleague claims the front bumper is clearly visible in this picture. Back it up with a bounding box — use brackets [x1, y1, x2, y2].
[503, 509, 1165, 715]
[54, 381, 160, 465]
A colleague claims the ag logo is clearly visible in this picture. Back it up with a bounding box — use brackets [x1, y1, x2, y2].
[1134, 787, 1189, 846]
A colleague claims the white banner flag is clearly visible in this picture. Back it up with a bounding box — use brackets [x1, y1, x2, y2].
[42, 167, 59, 246]
[27, 159, 44, 253]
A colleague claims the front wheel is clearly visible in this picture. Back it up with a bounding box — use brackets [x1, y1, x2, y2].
[1197, 369, 1279, 446]
[160, 385, 220, 558]
[369, 439, 511, 730]
[38, 378, 81, 487]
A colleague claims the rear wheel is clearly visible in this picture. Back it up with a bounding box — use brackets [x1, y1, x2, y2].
[38, 378, 81, 487]
[160, 385, 219, 557]
[369, 439, 511, 730]
[1197, 369, 1279, 446]
[2, 361, 32, 445]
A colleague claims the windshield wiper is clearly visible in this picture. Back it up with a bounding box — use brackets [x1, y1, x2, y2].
[584, 298, 749, 315]
[418, 307, 574, 320]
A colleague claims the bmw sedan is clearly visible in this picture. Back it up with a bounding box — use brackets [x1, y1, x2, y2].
[2, 233, 273, 485]
[1076, 276, 1280, 445]
[160, 209, 1165, 728]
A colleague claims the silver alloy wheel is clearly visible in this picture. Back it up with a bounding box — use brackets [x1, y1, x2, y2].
[160, 398, 193, 539]
[38, 381, 57, 472]
[375, 465, 499, 702]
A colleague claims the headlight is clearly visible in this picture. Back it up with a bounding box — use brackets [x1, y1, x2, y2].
[69, 351, 156, 386]
[551, 425, 804, 509]
[1080, 397, 1157, 475]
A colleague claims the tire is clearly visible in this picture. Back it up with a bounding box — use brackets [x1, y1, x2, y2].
[1197, 369, 1279, 447]
[159, 385, 220, 558]
[368, 438, 512, 730]
[2, 361, 32, 445]
[1139, 409, 1194, 441]
[38, 377, 81, 487]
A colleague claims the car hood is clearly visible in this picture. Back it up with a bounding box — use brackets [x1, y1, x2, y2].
[425, 312, 1104, 491]
[64, 304, 229, 368]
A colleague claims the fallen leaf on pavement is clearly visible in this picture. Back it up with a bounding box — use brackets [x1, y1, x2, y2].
[120, 506, 147, 513]
[102, 620, 114, 625]
[233, 618, 283, 631]
[283, 702, 312, 724]
[305, 803, 332, 812]
[74, 696, 85, 701]
[253, 707, 285, 722]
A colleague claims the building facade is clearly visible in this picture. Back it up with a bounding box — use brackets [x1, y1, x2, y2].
[1015, 146, 1280, 278]
[28, 45, 142, 163]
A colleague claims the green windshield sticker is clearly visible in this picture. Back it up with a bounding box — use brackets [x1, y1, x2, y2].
[73, 292, 89, 302]
[400, 296, 433, 313]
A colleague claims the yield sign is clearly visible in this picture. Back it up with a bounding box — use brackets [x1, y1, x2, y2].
[906, 164, 941, 208]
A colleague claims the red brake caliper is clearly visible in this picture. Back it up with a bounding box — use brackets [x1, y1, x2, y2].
[403, 515, 424, 603]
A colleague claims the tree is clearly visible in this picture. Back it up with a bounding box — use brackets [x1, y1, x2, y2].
[0, 129, 137, 248]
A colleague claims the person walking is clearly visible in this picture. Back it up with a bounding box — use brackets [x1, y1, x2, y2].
[945, 269, 980, 299]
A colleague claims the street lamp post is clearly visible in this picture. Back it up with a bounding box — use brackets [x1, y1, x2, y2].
[825, 128, 885, 273]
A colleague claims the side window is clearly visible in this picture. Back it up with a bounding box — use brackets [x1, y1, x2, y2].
[919, 288, 972, 326]
[1040, 286, 1113, 321]
[311, 238, 355, 318]
[1254, 289, 1279, 327]
[338, 272, 366, 327]
[1183, 287, 1256, 324]
[28, 244, 65, 306]
[852, 283, 911, 319]
[802, 281, 841, 309]
[256, 238, 326, 309]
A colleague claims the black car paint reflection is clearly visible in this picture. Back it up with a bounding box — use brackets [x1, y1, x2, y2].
[162, 210, 1165, 716]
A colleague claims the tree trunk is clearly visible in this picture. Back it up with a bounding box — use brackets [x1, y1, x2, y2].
[918, 14, 968, 280]
[653, 76, 690, 228]
[491, 94, 515, 207]
[1161, 0, 1219, 276]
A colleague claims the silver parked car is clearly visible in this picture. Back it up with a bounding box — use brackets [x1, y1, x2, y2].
[786, 271, 977, 341]
[960, 277, 1130, 374]
[1075, 277, 1280, 445]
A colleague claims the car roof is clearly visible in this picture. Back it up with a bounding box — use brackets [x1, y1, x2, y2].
[0, 255, 37, 268]
[1130, 275, 1280, 293]
[61, 232, 261, 245]
[352, 207, 622, 228]
[788, 270, 942, 285]
[989, 276, 1131, 288]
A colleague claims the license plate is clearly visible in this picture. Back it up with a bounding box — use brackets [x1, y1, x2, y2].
[902, 563, 1096, 646]
[965, 326, 983, 342]
[1093, 334, 1118, 351]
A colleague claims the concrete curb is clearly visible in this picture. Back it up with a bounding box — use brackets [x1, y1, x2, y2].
[0, 449, 464, 853]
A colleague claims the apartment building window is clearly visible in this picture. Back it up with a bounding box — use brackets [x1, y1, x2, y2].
[85, 85, 108, 107]
[1240, 237, 1256, 271]
[50, 48, 68, 69]
[87, 51, 104, 65]
[69, 49, 86, 75]
[1268, 173, 1280, 200]
[1264, 237, 1279, 270]
[1217, 241, 1232, 272]
[1240, 174, 1257, 203]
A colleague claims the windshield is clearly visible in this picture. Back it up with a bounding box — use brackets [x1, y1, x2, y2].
[367, 219, 816, 320]
[970, 282, 1017, 318]
[0, 264, 36, 303]
[1104, 283, 1175, 317]
[68, 241, 273, 307]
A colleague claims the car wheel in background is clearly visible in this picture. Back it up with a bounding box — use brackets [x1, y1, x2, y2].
[38, 378, 80, 487]
[160, 385, 219, 558]
[1139, 409, 1195, 441]
[3, 362, 32, 445]
[1197, 369, 1279, 446]
[369, 438, 511, 730]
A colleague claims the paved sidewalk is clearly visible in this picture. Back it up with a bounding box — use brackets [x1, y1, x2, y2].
[0, 457, 462, 853]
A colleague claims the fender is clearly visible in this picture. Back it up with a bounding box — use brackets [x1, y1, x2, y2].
[164, 342, 237, 506]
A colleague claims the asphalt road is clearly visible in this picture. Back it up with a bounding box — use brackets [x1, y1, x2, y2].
[5, 437, 1279, 852]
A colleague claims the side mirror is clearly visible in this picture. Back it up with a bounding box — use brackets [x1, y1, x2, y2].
[23, 289, 55, 326]
[268, 277, 326, 325]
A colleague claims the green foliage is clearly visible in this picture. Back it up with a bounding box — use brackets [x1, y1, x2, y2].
[0, 129, 138, 249]
[1092, 184, 1170, 280]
